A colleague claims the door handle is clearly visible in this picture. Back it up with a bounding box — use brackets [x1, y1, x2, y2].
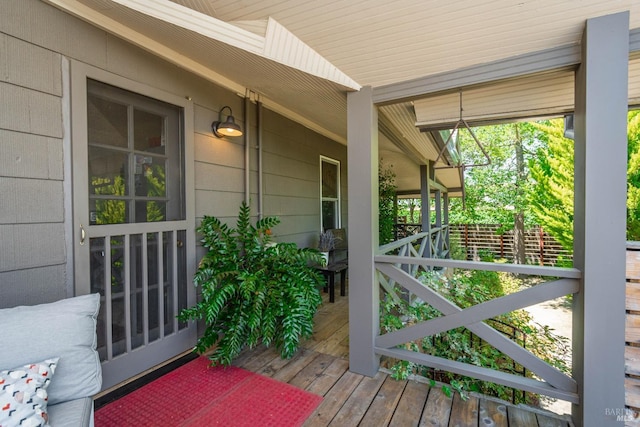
[80, 224, 86, 246]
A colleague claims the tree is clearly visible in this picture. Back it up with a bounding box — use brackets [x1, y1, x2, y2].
[379, 160, 397, 245]
[527, 119, 574, 251]
[528, 112, 640, 247]
[627, 111, 640, 240]
[447, 123, 541, 259]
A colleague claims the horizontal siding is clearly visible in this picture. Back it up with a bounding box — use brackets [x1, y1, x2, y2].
[0, 178, 63, 224]
[0, 82, 62, 137]
[1, 0, 348, 309]
[0, 33, 63, 96]
[0, 223, 66, 272]
[0, 130, 63, 180]
[0, 266, 67, 307]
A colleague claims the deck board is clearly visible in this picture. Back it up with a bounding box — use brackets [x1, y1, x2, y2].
[304, 370, 363, 426]
[448, 393, 479, 427]
[420, 387, 452, 427]
[508, 405, 540, 427]
[229, 286, 573, 426]
[328, 371, 386, 426]
[358, 375, 408, 426]
[479, 398, 508, 427]
[389, 380, 429, 427]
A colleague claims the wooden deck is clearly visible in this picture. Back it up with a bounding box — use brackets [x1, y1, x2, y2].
[231, 287, 574, 427]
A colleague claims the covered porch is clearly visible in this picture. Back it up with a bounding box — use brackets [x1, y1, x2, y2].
[3, 2, 640, 426]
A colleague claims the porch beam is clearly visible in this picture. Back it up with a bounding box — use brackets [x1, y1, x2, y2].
[573, 12, 629, 426]
[374, 26, 640, 105]
[372, 44, 581, 105]
[347, 86, 380, 376]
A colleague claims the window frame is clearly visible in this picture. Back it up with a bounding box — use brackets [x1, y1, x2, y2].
[320, 155, 341, 231]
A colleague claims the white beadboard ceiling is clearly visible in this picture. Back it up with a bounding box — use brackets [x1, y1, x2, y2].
[43, 0, 640, 194]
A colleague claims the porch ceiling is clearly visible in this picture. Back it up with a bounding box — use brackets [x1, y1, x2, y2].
[44, 0, 640, 195]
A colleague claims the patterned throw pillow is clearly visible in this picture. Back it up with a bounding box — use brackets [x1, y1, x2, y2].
[0, 358, 59, 427]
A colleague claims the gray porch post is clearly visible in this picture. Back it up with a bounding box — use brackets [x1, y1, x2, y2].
[573, 12, 629, 426]
[421, 163, 431, 257]
[347, 86, 380, 376]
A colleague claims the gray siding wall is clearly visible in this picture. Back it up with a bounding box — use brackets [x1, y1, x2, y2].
[0, 0, 347, 308]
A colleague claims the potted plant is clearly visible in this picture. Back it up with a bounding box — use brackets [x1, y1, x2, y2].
[178, 202, 324, 365]
[318, 230, 339, 265]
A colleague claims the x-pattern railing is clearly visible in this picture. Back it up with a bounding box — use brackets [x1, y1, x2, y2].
[375, 234, 581, 403]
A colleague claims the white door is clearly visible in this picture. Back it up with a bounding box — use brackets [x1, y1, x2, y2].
[71, 72, 196, 391]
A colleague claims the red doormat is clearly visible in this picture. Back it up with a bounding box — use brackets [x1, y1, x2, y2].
[95, 356, 322, 427]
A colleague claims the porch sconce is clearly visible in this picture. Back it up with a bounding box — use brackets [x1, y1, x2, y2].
[211, 106, 243, 137]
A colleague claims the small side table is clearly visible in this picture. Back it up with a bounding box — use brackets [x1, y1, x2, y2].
[316, 262, 348, 303]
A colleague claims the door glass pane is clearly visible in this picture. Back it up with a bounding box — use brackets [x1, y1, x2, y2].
[88, 95, 128, 148]
[87, 79, 183, 224]
[147, 233, 160, 343]
[110, 236, 126, 358]
[176, 230, 188, 331]
[91, 199, 128, 225]
[134, 155, 166, 197]
[135, 201, 166, 223]
[134, 109, 166, 154]
[130, 234, 144, 350]
[90, 237, 107, 361]
[89, 148, 128, 196]
[322, 161, 338, 198]
[163, 231, 174, 335]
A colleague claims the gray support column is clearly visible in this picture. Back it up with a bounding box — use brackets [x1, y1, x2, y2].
[420, 164, 431, 258]
[443, 192, 450, 258]
[394, 192, 399, 240]
[435, 190, 442, 255]
[573, 12, 629, 426]
[348, 86, 380, 376]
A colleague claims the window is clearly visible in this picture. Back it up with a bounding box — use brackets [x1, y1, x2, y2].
[87, 79, 184, 224]
[320, 156, 341, 231]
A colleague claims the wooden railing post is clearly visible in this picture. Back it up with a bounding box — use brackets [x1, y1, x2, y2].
[347, 86, 380, 377]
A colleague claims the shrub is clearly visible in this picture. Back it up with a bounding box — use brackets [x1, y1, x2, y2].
[380, 270, 570, 405]
[179, 202, 324, 365]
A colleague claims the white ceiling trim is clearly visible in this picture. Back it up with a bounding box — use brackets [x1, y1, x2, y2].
[112, 0, 264, 50]
[373, 43, 581, 105]
[111, 0, 360, 90]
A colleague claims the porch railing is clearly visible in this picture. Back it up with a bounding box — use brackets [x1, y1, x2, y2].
[375, 232, 581, 403]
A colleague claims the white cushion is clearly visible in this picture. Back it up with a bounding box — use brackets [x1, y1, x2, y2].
[0, 294, 102, 405]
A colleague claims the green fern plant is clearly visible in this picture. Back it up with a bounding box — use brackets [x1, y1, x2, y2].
[178, 201, 324, 365]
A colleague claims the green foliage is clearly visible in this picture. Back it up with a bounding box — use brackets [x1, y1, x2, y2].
[178, 202, 324, 365]
[527, 119, 574, 251]
[627, 111, 640, 240]
[379, 160, 397, 245]
[380, 270, 570, 406]
[448, 123, 541, 229]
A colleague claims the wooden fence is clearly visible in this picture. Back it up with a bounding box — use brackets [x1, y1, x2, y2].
[395, 223, 573, 266]
[450, 224, 573, 266]
[625, 244, 640, 418]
